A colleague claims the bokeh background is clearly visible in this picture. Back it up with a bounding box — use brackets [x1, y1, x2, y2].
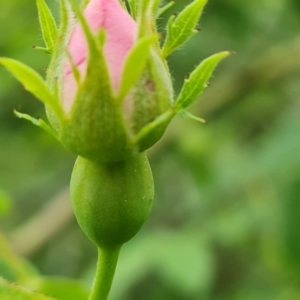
[1, 0, 300, 299]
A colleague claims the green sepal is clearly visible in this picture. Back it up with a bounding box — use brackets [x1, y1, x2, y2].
[137, 0, 161, 37]
[45, 0, 73, 139]
[128, 0, 138, 19]
[174, 51, 231, 110]
[67, 0, 108, 63]
[133, 108, 175, 145]
[0, 58, 61, 116]
[119, 0, 128, 11]
[0, 277, 56, 300]
[65, 49, 81, 85]
[61, 0, 134, 163]
[117, 36, 155, 101]
[81, 0, 89, 8]
[36, 0, 58, 54]
[97, 28, 106, 47]
[46, 0, 72, 95]
[33, 46, 51, 54]
[177, 110, 207, 124]
[14, 110, 58, 139]
[129, 48, 174, 152]
[156, 1, 175, 18]
[162, 0, 208, 58]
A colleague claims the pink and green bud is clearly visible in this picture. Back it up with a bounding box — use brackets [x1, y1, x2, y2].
[62, 0, 138, 111]
[1, 0, 230, 164]
[45, 0, 173, 163]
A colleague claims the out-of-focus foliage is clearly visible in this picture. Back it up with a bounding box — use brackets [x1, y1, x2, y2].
[1, 0, 300, 299]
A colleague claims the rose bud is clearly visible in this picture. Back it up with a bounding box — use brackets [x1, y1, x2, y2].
[45, 0, 174, 163]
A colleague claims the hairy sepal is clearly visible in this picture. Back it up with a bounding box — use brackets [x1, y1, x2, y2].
[0, 58, 61, 116]
[162, 0, 208, 58]
[174, 51, 231, 110]
[45, 0, 73, 131]
[36, 0, 58, 53]
[117, 36, 155, 101]
[130, 49, 174, 152]
[60, 0, 134, 163]
[14, 110, 58, 138]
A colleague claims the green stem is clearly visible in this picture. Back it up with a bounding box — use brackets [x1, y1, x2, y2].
[89, 247, 121, 300]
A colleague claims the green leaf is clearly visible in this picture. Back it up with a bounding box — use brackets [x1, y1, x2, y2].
[0, 277, 56, 300]
[14, 110, 58, 139]
[117, 36, 155, 101]
[36, 0, 58, 53]
[27, 277, 89, 300]
[162, 0, 208, 58]
[174, 51, 231, 110]
[0, 58, 60, 113]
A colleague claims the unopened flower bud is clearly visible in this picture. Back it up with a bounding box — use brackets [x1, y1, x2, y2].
[46, 0, 173, 163]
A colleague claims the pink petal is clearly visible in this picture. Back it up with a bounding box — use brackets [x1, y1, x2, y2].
[63, 0, 137, 112]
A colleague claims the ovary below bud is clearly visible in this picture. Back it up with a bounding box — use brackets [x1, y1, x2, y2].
[70, 154, 154, 248]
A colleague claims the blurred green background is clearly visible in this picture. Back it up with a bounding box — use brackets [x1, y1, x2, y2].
[1, 0, 300, 299]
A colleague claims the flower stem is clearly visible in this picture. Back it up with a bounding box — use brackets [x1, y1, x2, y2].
[89, 246, 121, 300]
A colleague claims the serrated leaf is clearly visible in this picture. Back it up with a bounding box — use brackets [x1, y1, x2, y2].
[0, 277, 56, 300]
[175, 51, 231, 109]
[0, 58, 60, 113]
[14, 110, 58, 139]
[162, 0, 207, 58]
[36, 0, 58, 53]
[117, 36, 155, 101]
